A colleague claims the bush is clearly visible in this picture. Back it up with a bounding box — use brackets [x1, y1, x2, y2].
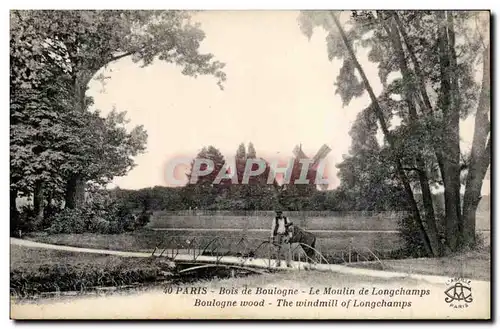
[392, 214, 430, 259]
[394, 212, 491, 259]
[11, 205, 37, 237]
[46, 191, 151, 234]
[464, 231, 488, 252]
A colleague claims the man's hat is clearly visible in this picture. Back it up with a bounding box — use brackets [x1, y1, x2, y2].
[275, 210, 283, 214]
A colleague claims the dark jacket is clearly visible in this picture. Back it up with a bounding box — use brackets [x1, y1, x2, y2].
[271, 216, 289, 237]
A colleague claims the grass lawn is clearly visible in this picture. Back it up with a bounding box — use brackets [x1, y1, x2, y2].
[11, 244, 156, 270]
[348, 249, 491, 281]
[24, 230, 166, 252]
[24, 229, 400, 258]
[22, 230, 490, 281]
[10, 245, 172, 298]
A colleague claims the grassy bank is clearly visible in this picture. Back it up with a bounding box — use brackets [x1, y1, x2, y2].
[24, 229, 400, 257]
[10, 245, 172, 298]
[348, 249, 491, 281]
[20, 230, 490, 281]
[23, 230, 163, 252]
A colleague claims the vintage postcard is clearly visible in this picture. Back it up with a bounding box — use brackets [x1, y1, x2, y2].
[10, 9, 491, 320]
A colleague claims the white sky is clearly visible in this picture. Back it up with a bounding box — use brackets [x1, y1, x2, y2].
[87, 10, 489, 194]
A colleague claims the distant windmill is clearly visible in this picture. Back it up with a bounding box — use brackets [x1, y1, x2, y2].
[292, 143, 332, 190]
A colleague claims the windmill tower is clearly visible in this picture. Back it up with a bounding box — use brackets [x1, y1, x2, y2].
[292, 143, 332, 190]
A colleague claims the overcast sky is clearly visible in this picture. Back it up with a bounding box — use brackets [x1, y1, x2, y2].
[87, 10, 489, 194]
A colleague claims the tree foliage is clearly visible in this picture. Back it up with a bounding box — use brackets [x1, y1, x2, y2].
[10, 10, 227, 233]
[297, 10, 490, 254]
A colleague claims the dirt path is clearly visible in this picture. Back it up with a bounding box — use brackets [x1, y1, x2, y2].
[10, 238, 491, 319]
[11, 238, 154, 258]
[12, 238, 488, 286]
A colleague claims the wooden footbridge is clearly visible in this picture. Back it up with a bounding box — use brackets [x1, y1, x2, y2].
[150, 235, 384, 276]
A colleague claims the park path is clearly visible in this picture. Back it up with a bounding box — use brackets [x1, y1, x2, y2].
[10, 237, 491, 320]
[12, 237, 488, 286]
[11, 237, 154, 258]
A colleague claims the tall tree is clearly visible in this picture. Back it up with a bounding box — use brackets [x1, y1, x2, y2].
[280, 146, 318, 211]
[462, 44, 490, 243]
[11, 10, 152, 230]
[235, 142, 247, 184]
[10, 11, 75, 227]
[60, 109, 148, 209]
[298, 10, 489, 254]
[14, 10, 227, 210]
[225, 142, 248, 209]
[185, 146, 228, 209]
[236, 143, 246, 159]
[336, 108, 409, 211]
[247, 142, 257, 159]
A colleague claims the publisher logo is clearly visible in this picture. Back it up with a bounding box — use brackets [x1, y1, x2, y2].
[444, 278, 473, 309]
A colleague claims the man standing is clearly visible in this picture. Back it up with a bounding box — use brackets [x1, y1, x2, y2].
[270, 210, 292, 267]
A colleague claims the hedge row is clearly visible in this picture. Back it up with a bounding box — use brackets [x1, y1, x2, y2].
[11, 259, 169, 298]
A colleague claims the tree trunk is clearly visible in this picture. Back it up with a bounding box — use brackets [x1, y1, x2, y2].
[33, 181, 45, 228]
[393, 13, 434, 113]
[65, 174, 86, 209]
[436, 11, 462, 252]
[10, 189, 20, 236]
[330, 12, 434, 256]
[393, 12, 449, 226]
[446, 12, 464, 246]
[384, 14, 440, 256]
[463, 43, 491, 247]
[393, 11, 448, 183]
[64, 75, 89, 209]
[10, 188, 19, 219]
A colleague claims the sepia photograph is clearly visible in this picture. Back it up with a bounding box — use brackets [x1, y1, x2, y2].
[9, 9, 491, 320]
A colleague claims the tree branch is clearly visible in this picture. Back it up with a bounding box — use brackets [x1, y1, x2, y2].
[464, 43, 490, 199]
[13, 10, 23, 22]
[328, 11, 434, 257]
[474, 13, 488, 51]
[380, 11, 440, 255]
[392, 12, 434, 115]
[391, 12, 448, 188]
[479, 135, 491, 175]
[402, 167, 424, 173]
[109, 50, 136, 63]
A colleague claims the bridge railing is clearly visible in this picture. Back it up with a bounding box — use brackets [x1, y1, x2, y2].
[151, 234, 386, 270]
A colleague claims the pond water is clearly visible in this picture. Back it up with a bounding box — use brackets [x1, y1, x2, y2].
[11, 262, 261, 303]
